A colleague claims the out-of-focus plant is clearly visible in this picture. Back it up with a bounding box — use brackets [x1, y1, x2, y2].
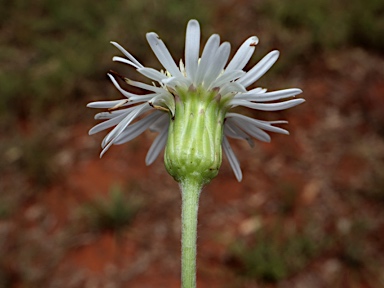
[0, 0, 115, 118]
[260, 0, 384, 56]
[276, 180, 299, 215]
[0, 0, 210, 125]
[0, 199, 13, 219]
[3, 129, 59, 188]
[231, 221, 324, 283]
[81, 185, 142, 232]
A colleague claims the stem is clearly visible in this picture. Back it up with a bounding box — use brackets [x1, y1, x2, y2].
[180, 177, 202, 288]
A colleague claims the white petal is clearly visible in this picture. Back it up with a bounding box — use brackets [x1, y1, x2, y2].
[226, 113, 289, 135]
[222, 136, 242, 182]
[234, 87, 266, 98]
[95, 109, 129, 120]
[231, 117, 271, 142]
[129, 95, 158, 104]
[230, 98, 305, 111]
[100, 104, 151, 156]
[210, 70, 245, 89]
[224, 119, 254, 147]
[226, 36, 259, 72]
[87, 100, 129, 109]
[114, 111, 163, 144]
[108, 73, 138, 98]
[161, 75, 191, 90]
[185, 20, 200, 82]
[125, 78, 164, 93]
[150, 92, 176, 116]
[149, 113, 169, 132]
[195, 34, 220, 86]
[258, 120, 288, 125]
[137, 67, 168, 82]
[237, 50, 280, 88]
[219, 82, 246, 96]
[249, 87, 267, 94]
[161, 76, 177, 85]
[145, 125, 169, 165]
[89, 113, 127, 135]
[203, 42, 231, 89]
[110, 41, 143, 69]
[112, 56, 140, 69]
[146, 32, 183, 78]
[108, 74, 157, 103]
[237, 88, 303, 102]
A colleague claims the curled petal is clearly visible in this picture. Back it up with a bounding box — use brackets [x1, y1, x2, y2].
[112, 56, 140, 69]
[110, 41, 143, 69]
[108, 73, 140, 98]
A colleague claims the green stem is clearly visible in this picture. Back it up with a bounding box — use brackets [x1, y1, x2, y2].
[180, 177, 202, 288]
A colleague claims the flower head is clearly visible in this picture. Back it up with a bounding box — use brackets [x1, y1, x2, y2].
[87, 19, 304, 182]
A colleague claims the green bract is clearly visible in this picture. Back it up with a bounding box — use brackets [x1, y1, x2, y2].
[165, 86, 231, 185]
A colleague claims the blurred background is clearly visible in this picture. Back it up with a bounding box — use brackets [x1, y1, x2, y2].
[1, 0, 384, 287]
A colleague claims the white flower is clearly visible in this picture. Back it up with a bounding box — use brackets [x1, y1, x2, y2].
[87, 19, 304, 182]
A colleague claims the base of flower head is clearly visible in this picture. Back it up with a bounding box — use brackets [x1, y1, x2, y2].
[164, 85, 229, 186]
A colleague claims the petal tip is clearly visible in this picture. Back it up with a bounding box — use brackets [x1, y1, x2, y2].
[295, 88, 303, 95]
[249, 36, 259, 46]
[188, 19, 200, 26]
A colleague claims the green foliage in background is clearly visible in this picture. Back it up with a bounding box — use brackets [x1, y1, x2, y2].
[232, 222, 325, 283]
[261, 0, 384, 57]
[81, 185, 142, 232]
[0, 0, 210, 123]
[0, 0, 114, 117]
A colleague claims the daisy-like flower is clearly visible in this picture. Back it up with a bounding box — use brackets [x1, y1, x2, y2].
[87, 19, 304, 183]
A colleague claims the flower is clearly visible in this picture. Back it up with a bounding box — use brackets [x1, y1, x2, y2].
[87, 19, 304, 182]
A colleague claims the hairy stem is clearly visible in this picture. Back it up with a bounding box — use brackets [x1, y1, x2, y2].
[180, 178, 202, 288]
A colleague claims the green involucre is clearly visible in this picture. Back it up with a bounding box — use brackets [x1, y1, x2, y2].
[164, 86, 229, 186]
